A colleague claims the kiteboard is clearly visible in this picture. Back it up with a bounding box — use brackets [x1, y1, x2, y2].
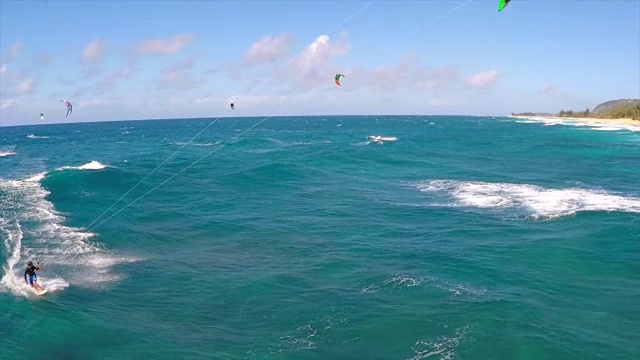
[36, 289, 48, 296]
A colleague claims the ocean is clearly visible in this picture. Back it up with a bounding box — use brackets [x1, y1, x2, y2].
[1, 115, 639, 359]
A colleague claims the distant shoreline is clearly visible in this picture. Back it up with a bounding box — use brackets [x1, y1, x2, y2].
[510, 115, 640, 127]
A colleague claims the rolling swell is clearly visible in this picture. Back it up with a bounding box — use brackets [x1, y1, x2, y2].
[0, 159, 141, 299]
[2, 116, 639, 359]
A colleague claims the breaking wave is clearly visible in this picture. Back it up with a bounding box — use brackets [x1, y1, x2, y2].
[415, 179, 640, 219]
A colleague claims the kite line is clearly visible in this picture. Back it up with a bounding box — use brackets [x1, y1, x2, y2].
[84, 2, 374, 232]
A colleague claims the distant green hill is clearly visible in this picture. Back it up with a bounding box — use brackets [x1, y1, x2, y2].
[512, 99, 640, 120]
[592, 99, 640, 117]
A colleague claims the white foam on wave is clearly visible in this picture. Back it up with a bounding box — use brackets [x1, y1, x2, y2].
[511, 116, 640, 132]
[20, 161, 107, 184]
[56, 160, 108, 171]
[0, 173, 141, 298]
[408, 325, 470, 360]
[349, 135, 399, 147]
[367, 135, 398, 145]
[0, 151, 16, 157]
[25, 172, 47, 182]
[277, 309, 350, 354]
[416, 179, 640, 219]
[592, 126, 625, 131]
[362, 274, 488, 299]
[0, 219, 32, 297]
[172, 141, 220, 147]
[559, 120, 640, 132]
[0, 219, 70, 297]
[26, 134, 50, 139]
[267, 138, 326, 148]
[362, 275, 423, 292]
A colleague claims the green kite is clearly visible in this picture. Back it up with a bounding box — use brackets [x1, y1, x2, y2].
[498, 0, 511, 12]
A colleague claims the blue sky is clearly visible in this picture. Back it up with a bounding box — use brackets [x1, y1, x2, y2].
[1, 0, 638, 126]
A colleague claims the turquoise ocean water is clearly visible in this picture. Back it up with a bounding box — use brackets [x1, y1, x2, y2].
[1, 115, 639, 359]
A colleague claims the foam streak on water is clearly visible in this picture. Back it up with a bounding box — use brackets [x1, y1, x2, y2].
[417, 179, 640, 219]
[0, 219, 32, 296]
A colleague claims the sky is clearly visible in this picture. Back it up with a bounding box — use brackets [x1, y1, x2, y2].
[0, 0, 639, 126]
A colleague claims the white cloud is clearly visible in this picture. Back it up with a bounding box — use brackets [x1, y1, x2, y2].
[293, 33, 350, 78]
[132, 34, 196, 56]
[538, 82, 555, 94]
[415, 67, 461, 91]
[82, 66, 105, 79]
[339, 53, 461, 94]
[225, 94, 272, 108]
[0, 98, 17, 110]
[467, 70, 499, 88]
[540, 82, 567, 99]
[427, 98, 459, 107]
[156, 71, 203, 91]
[192, 94, 218, 106]
[0, 62, 40, 96]
[235, 34, 492, 96]
[165, 54, 200, 72]
[245, 33, 294, 64]
[73, 63, 136, 97]
[113, 66, 133, 79]
[232, 33, 499, 95]
[154, 54, 204, 91]
[77, 98, 117, 109]
[216, 32, 351, 92]
[31, 52, 56, 70]
[260, 33, 350, 91]
[537, 82, 573, 101]
[81, 39, 106, 64]
[4, 42, 23, 62]
[16, 78, 37, 94]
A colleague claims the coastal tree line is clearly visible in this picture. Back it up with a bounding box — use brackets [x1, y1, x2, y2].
[558, 108, 590, 117]
[513, 103, 640, 120]
[556, 105, 640, 120]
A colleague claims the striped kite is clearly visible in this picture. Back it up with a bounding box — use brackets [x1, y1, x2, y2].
[60, 99, 72, 118]
[335, 73, 345, 86]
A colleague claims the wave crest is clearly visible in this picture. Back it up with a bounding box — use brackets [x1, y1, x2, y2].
[56, 160, 108, 171]
[416, 179, 640, 219]
[0, 172, 140, 298]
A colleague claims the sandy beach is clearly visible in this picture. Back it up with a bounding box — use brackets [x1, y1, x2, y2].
[510, 115, 639, 127]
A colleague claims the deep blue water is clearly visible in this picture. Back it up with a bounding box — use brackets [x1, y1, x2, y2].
[1, 115, 639, 359]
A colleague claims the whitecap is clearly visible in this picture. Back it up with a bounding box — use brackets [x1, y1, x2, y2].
[416, 179, 640, 219]
[0, 174, 141, 298]
[56, 160, 108, 171]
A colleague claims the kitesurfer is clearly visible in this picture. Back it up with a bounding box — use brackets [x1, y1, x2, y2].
[24, 261, 45, 292]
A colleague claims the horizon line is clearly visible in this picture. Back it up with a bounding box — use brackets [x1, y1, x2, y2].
[0, 114, 511, 128]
